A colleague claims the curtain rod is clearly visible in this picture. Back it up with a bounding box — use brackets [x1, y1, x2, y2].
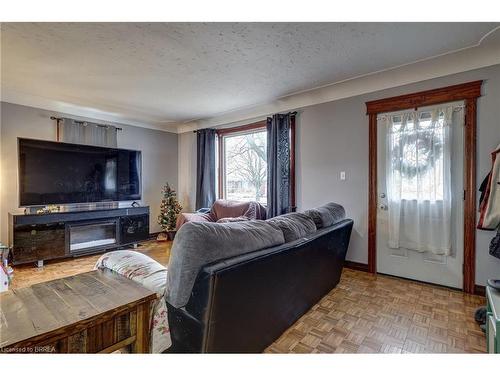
[50, 116, 123, 131]
[192, 111, 298, 133]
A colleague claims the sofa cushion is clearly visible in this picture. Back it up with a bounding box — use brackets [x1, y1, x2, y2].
[266, 212, 317, 242]
[304, 202, 346, 229]
[303, 209, 323, 228]
[166, 220, 285, 308]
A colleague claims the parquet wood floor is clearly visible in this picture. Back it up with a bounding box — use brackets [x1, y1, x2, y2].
[266, 269, 486, 353]
[10, 241, 171, 289]
[9, 240, 486, 353]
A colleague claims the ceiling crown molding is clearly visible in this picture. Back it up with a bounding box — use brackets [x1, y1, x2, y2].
[0, 89, 179, 133]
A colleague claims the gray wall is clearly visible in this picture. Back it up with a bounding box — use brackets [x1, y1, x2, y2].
[296, 64, 500, 286]
[178, 64, 500, 286]
[0, 102, 178, 242]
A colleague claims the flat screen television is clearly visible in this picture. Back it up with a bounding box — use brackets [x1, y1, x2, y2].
[18, 138, 142, 207]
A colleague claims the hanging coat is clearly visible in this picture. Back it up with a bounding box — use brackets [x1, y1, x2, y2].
[478, 143, 500, 230]
[490, 228, 500, 260]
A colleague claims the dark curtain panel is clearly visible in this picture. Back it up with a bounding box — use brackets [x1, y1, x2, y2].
[195, 128, 217, 210]
[267, 113, 293, 218]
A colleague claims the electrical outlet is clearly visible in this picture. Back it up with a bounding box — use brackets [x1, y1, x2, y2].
[340, 171, 346, 180]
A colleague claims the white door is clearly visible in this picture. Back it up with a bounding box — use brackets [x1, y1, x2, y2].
[376, 102, 464, 289]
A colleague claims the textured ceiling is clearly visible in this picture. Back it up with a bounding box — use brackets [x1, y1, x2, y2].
[1, 22, 498, 131]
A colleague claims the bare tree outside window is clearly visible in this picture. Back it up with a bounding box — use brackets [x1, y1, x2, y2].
[224, 130, 267, 204]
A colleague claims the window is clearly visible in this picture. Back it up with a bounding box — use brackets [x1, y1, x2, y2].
[218, 123, 268, 205]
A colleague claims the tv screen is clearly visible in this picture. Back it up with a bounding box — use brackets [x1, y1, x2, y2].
[18, 138, 142, 206]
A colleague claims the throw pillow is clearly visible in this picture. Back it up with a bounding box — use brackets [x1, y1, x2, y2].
[304, 202, 346, 229]
[266, 212, 317, 242]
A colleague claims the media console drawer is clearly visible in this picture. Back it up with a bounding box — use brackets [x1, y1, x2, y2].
[12, 223, 66, 264]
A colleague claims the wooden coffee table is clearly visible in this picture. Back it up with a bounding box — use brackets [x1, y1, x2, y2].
[0, 269, 156, 353]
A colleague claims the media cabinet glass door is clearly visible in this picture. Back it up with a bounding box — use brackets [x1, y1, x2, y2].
[68, 220, 119, 255]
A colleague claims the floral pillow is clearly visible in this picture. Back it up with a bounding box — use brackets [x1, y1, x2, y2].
[94, 250, 171, 353]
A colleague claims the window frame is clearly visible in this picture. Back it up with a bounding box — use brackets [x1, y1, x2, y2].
[216, 117, 296, 210]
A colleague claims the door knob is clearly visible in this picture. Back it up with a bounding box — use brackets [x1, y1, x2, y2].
[379, 204, 388, 210]
[380, 193, 386, 198]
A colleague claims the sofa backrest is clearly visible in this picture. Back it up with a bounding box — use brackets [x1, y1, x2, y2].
[166, 219, 284, 308]
[169, 202, 346, 309]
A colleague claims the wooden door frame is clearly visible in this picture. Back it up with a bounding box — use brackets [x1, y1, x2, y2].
[365, 80, 482, 294]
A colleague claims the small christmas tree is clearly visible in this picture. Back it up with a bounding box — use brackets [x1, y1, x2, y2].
[158, 183, 182, 233]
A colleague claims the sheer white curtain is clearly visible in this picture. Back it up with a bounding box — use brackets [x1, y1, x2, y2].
[58, 118, 118, 147]
[385, 105, 454, 255]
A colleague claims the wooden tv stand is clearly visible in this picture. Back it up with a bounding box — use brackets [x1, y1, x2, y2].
[8, 206, 150, 266]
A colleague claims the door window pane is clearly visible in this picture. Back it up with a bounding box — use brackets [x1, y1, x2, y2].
[390, 111, 446, 200]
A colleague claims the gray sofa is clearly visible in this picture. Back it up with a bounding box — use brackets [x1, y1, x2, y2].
[166, 202, 353, 352]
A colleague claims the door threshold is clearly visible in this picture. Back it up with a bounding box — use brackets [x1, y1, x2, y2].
[376, 272, 463, 293]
